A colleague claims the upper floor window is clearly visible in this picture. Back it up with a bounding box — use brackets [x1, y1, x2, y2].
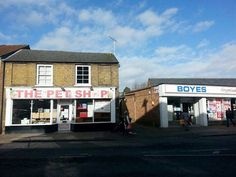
[76, 65, 91, 85]
[37, 65, 53, 86]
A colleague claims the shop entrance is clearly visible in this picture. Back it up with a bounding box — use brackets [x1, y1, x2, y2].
[58, 100, 73, 131]
[60, 105, 70, 123]
[167, 97, 197, 125]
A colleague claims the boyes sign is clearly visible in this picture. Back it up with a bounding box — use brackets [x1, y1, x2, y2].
[176, 85, 207, 93]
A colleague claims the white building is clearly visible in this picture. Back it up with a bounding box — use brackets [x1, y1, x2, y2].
[149, 78, 236, 128]
[124, 78, 236, 128]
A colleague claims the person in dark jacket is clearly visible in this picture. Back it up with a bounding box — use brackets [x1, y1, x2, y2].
[226, 108, 235, 127]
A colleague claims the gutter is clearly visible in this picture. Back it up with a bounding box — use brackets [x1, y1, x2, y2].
[0, 60, 5, 134]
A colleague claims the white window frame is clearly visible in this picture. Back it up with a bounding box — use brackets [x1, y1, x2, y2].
[75, 65, 91, 86]
[36, 64, 53, 86]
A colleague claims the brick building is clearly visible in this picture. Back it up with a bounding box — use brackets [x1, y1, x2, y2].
[124, 87, 160, 126]
[0, 45, 30, 133]
[1, 49, 119, 133]
[125, 78, 236, 128]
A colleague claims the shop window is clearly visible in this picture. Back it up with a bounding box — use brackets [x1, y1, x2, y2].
[37, 65, 53, 86]
[32, 100, 51, 124]
[94, 100, 111, 122]
[75, 65, 91, 85]
[53, 100, 57, 123]
[76, 99, 93, 123]
[207, 98, 231, 120]
[12, 100, 31, 124]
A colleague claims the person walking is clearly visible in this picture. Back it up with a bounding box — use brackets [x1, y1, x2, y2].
[226, 108, 235, 127]
[181, 111, 191, 131]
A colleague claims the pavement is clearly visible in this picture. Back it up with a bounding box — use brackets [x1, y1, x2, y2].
[1, 124, 236, 146]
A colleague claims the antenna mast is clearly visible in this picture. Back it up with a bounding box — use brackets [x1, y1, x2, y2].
[108, 36, 117, 54]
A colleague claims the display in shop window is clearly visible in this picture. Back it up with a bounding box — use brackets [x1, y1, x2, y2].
[207, 98, 231, 120]
[76, 100, 93, 123]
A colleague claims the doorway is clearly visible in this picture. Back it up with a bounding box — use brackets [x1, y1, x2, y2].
[58, 100, 73, 131]
[60, 105, 70, 123]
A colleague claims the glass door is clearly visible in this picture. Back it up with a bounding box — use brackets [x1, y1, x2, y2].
[59, 105, 70, 123]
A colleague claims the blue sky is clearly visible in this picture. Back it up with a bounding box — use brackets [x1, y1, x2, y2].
[0, 0, 236, 90]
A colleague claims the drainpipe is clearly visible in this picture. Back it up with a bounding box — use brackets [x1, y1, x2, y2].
[0, 60, 5, 134]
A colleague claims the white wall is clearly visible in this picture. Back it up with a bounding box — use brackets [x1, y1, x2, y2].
[159, 97, 168, 128]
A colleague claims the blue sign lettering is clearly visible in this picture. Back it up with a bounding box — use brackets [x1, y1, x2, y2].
[176, 86, 207, 93]
[177, 86, 183, 92]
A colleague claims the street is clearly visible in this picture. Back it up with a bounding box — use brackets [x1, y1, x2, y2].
[0, 126, 236, 177]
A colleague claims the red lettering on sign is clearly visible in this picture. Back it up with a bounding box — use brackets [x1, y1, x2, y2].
[47, 90, 54, 98]
[83, 90, 91, 97]
[101, 90, 109, 97]
[34, 90, 42, 98]
[65, 90, 71, 98]
[24, 90, 33, 98]
[15, 90, 23, 98]
[75, 90, 82, 97]
[56, 90, 62, 98]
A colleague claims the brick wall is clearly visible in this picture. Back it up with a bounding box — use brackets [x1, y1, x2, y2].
[1, 62, 119, 133]
[4, 62, 119, 88]
[125, 87, 160, 126]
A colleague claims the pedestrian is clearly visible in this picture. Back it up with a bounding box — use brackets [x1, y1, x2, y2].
[225, 108, 235, 127]
[124, 111, 136, 135]
[181, 111, 191, 131]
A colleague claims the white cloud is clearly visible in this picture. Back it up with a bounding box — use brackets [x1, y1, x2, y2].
[193, 20, 214, 32]
[201, 42, 236, 75]
[0, 0, 53, 8]
[20, 11, 46, 26]
[111, 26, 146, 47]
[2, 0, 77, 28]
[79, 8, 117, 27]
[33, 7, 179, 52]
[197, 39, 210, 48]
[119, 42, 236, 90]
[33, 26, 110, 52]
[0, 32, 12, 41]
[137, 10, 163, 26]
[137, 8, 178, 27]
[155, 45, 194, 63]
[162, 8, 178, 17]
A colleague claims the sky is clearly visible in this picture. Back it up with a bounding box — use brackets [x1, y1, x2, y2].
[0, 0, 236, 90]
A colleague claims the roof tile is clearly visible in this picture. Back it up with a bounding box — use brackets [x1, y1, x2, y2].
[5, 49, 119, 64]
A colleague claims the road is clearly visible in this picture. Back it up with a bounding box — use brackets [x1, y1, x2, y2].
[0, 132, 236, 177]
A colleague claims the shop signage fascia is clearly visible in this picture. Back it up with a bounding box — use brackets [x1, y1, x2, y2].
[6, 87, 115, 99]
[158, 84, 236, 98]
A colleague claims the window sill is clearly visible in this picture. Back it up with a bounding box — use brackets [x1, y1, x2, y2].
[35, 84, 54, 87]
[74, 84, 92, 87]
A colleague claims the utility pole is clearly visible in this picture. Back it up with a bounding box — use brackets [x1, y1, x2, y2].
[108, 36, 117, 55]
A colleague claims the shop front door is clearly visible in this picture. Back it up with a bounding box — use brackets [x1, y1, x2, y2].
[60, 105, 70, 123]
[58, 104, 71, 131]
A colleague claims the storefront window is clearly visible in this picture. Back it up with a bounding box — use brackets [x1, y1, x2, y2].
[12, 100, 31, 124]
[207, 98, 231, 120]
[75, 99, 93, 123]
[94, 100, 111, 122]
[11, 98, 113, 125]
[32, 100, 50, 124]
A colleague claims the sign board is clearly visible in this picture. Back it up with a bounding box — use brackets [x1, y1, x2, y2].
[158, 84, 236, 98]
[6, 87, 115, 99]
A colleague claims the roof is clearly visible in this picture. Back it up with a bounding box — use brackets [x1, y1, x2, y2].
[4, 49, 119, 64]
[0, 45, 30, 59]
[148, 78, 236, 87]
